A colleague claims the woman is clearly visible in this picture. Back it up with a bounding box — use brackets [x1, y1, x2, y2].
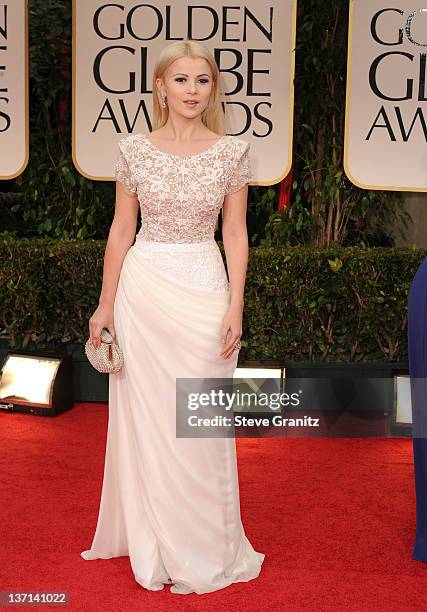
[80, 40, 265, 595]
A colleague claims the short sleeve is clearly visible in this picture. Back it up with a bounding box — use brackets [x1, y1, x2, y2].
[225, 142, 251, 196]
[114, 142, 137, 194]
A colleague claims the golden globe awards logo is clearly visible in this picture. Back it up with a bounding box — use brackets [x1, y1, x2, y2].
[367, 8, 427, 142]
[0, 5, 11, 132]
[84, 2, 270, 132]
[73, 0, 296, 185]
[345, 2, 427, 192]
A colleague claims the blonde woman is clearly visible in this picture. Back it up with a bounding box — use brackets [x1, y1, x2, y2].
[81, 40, 265, 595]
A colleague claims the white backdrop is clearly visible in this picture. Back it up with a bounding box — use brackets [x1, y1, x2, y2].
[345, 1, 427, 192]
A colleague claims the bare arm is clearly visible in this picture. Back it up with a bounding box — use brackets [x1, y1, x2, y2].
[219, 183, 249, 359]
[89, 180, 139, 347]
[221, 183, 249, 308]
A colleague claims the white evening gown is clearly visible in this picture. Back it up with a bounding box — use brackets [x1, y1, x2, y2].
[80, 133, 265, 595]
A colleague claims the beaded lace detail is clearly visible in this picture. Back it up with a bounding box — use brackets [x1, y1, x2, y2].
[133, 238, 230, 292]
[114, 132, 251, 244]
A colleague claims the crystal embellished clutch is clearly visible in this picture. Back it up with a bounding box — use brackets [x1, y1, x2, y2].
[84, 328, 123, 374]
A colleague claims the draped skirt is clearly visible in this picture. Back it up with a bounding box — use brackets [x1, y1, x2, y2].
[80, 237, 265, 594]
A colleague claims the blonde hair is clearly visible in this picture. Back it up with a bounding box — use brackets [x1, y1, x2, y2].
[151, 40, 225, 135]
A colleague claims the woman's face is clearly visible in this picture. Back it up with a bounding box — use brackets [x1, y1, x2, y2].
[157, 56, 214, 118]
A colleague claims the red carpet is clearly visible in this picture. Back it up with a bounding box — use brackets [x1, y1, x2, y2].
[1, 403, 427, 611]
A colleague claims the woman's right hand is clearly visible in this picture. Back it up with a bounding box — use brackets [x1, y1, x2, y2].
[89, 304, 116, 349]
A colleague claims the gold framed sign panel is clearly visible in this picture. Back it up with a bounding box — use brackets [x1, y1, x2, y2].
[0, 0, 29, 180]
[344, 1, 427, 192]
[72, 0, 297, 188]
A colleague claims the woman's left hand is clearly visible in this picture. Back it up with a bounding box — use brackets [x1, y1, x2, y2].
[219, 303, 243, 359]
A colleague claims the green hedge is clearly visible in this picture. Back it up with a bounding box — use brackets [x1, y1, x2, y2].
[1, 238, 425, 362]
[242, 245, 424, 363]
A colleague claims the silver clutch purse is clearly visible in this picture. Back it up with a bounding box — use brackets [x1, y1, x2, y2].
[84, 328, 124, 374]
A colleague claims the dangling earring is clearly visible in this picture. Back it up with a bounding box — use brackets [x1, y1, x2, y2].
[160, 94, 167, 109]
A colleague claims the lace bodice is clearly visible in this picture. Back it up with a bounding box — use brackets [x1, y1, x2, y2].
[114, 133, 251, 243]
